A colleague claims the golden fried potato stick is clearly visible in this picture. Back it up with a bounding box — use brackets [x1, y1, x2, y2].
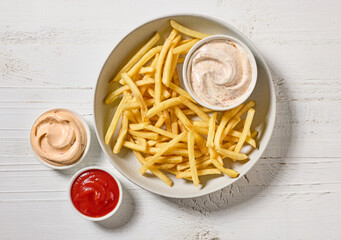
[105, 78, 154, 104]
[118, 46, 162, 85]
[209, 149, 239, 178]
[104, 95, 127, 145]
[234, 108, 255, 153]
[111, 32, 160, 83]
[154, 115, 166, 128]
[176, 169, 221, 179]
[129, 122, 149, 131]
[146, 97, 181, 118]
[188, 131, 199, 186]
[148, 147, 203, 158]
[214, 104, 244, 148]
[216, 147, 248, 160]
[133, 150, 173, 187]
[146, 155, 183, 164]
[144, 125, 178, 139]
[124, 110, 137, 123]
[168, 82, 195, 102]
[221, 100, 256, 139]
[139, 66, 155, 74]
[128, 129, 159, 140]
[121, 73, 147, 117]
[155, 29, 177, 104]
[156, 163, 177, 170]
[170, 20, 210, 39]
[179, 95, 210, 122]
[113, 112, 129, 154]
[123, 140, 147, 152]
[162, 36, 181, 87]
[139, 131, 187, 174]
[176, 155, 210, 171]
[207, 112, 217, 148]
[172, 39, 199, 55]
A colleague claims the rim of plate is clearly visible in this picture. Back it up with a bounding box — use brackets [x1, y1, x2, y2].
[93, 13, 277, 199]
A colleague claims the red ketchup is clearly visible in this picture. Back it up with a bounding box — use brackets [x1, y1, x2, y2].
[71, 169, 120, 218]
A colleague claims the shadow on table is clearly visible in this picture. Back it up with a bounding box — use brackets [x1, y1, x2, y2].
[94, 184, 135, 230]
[164, 61, 294, 212]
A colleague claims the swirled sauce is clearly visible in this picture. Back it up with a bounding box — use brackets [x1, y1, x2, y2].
[30, 109, 87, 167]
[189, 40, 252, 108]
[71, 169, 120, 218]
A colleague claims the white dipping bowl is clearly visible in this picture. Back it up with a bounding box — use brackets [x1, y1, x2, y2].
[30, 108, 91, 170]
[183, 35, 258, 111]
[68, 166, 123, 221]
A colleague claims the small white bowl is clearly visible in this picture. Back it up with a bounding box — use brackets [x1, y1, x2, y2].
[68, 166, 123, 221]
[30, 108, 91, 170]
[183, 34, 258, 111]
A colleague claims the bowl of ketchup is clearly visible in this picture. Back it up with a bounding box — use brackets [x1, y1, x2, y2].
[68, 166, 123, 221]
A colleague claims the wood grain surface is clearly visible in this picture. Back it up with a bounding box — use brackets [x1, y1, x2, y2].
[0, 0, 340, 239]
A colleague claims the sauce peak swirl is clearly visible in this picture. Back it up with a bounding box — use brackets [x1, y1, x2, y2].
[189, 40, 252, 108]
[30, 109, 87, 167]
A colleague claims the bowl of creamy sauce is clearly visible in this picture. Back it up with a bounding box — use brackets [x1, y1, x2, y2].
[30, 109, 90, 169]
[183, 35, 257, 111]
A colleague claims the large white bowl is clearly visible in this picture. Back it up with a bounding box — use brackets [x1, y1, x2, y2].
[94, 14, 276, 198]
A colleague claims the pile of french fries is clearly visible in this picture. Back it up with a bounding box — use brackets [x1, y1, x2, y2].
[104, 20, 257, 187]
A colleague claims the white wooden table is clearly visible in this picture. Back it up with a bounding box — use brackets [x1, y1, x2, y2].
[1, 1, 340, 239]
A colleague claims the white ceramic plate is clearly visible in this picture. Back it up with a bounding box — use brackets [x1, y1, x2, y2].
[94, 14, 276, 198]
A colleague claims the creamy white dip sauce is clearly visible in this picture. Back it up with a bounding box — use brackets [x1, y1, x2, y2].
[189, 40, 252, 108]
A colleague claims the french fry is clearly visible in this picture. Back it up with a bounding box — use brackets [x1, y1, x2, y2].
[182, 107, 214, 115]
[168, 82, 195, 102]
[214, 104, 244, 148]
[216, 147, 248, 160]
[119, 46, 162, 85]
[176, 169, 221, 179]
[155, 29, 177, 104]
[163, 110, 172, 132]
[156, 163, 177, 170]
[146, 97, 181, 118]
[234, 108, 255, 153]
[209, 149, 239, 178]
[179, 95, 210, 122]
[171, 122, 178, 134]
[139, 66, 155, 74]
[113, 112, 129, 154]
[111, 32, 160, 83]
[144, 125, 177, 139]
[140, 131, 187, 174]
[123, 141, 147, 152]
[170, 20, 210, 39]
[147, 156, 183, 164]
[121, 73, 147, 117]
[188, 131, 199, 186]
[105, 78, 154, 104]
[133, 150, 173, 187]
[135, 137, 147, 151]
[172, 39, 199, 55]
[154, 115, 166, 128]
[121, 102, 140, 111]
[104, 95, 127, 145]
[162, 37, 181, 87]
[207, 112, 217, 148]
[128, 129, 159, 140]
[129, 122, 149, 131]
[124, 110, 137, 123]
[148, 147, 203, 158]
